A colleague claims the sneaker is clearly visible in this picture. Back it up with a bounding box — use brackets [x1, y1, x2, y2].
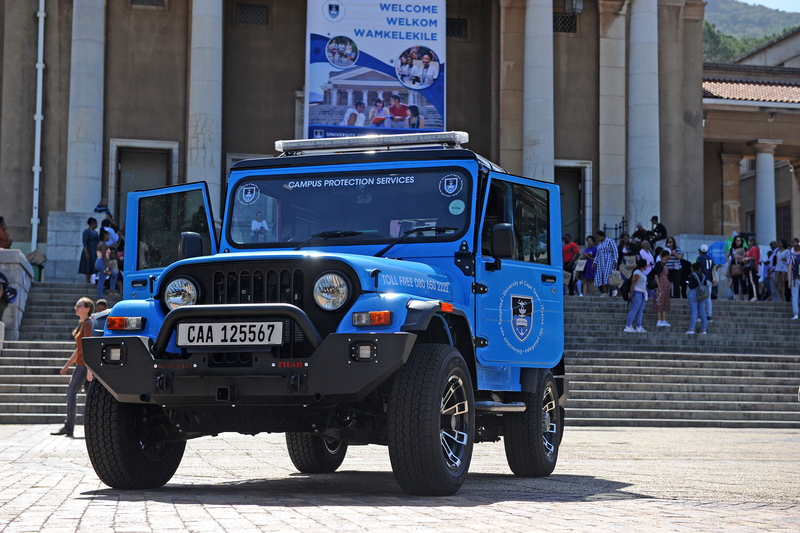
[656, 320, 664, 327]
[624, 326, 636, 333]
[579, 293, 584, 297]
[635, 326, 647, 333]
[707, 318, 713, 322]
[662, 321, 671, 327]
[700, 331, 707, 334]
[685, 330, 695, 335]
[50, 426, 73, 437]
[792, 315, 799, 320]
[600, 293, 609, 298]
[750, 297, 758, 302]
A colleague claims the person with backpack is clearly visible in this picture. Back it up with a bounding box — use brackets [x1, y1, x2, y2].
[696, 244, 714, 321]
[790, 238, 800, 320]
[686, 263, 709, 335]
[623, 258, 649, 333]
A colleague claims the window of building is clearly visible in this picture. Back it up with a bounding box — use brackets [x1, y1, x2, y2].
[446, 18, 468, 39]
[553, 13, 577, 34]
[745, 211, 755, 233]
[131, 0, 166, 7]
[777, 203, 791, 242]
[236, 3, 269, 26]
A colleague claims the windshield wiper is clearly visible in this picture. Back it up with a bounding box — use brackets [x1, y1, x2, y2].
[294, 230, 363, 251]
[374, 226, 459, 257]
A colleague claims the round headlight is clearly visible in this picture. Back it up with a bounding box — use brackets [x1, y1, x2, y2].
[164, 277, 198, 310]
[313, 273, 349, 311]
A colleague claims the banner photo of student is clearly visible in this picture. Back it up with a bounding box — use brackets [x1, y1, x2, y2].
[304, 0, 446, 139]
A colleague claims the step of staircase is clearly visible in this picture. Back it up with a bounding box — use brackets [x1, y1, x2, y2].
[1, 283, 798, 427]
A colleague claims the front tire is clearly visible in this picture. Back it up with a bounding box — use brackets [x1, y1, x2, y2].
[285, 433, 348, 473]
[387, 344, 475, 496]
[84, 380, 185, 489]
[503, 369, 561, 477]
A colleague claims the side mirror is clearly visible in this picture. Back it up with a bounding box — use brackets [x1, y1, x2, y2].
[487, 223, 515, 271]
[491, 223, 516, 258]
[178, 232, 204, 260]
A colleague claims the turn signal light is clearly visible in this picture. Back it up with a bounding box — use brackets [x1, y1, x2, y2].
[439, 302, 453, 313]
[107, 316, 145, 331]
[352, 311, 393, 326]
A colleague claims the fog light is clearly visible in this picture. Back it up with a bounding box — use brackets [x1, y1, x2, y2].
[101, 344, 126, 365]
[352, 311, 393, 326]
[349, 342, 377, 362]
[107, 316, 145, 331]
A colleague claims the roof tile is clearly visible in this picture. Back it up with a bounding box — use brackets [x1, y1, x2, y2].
[702, 78, 800, 104]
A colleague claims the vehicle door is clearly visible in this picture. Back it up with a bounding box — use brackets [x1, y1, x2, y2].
[474, 172, 564, 367]
[123, 182, 218, 300]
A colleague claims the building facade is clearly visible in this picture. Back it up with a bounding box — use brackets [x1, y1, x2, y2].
[0, 0, 706, 280]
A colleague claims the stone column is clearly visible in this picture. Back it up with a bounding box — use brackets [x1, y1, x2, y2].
[187, 0, 223, 217]
[598, 0, 627, 231]
[361, 90, 369, 104]
[498, 0, 525, 174]
[657, 0, 684, 235]
[682, 1, 706, 234]
[64, 0, 105, 213]
[346, 89, 354, 106]
[750, 139, 782, 245]
[627, 0, 661, 229]
[377, 90, 384, 101]
[522, 0, 554, 182]
[331, 88, 339, 105]
[720, 154, 742, 236]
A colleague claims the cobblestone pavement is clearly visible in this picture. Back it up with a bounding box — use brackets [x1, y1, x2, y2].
[0, 425, 798, 532]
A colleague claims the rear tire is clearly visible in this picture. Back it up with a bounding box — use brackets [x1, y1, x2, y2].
[503, 369, 561, 477]
[84, 380, 185, 489]
[285, 433, 348, 473]
[387, 343, 475, 496]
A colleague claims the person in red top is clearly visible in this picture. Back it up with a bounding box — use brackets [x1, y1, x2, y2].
[387, 93, 408, 128]
[0, 217, 11, 249]
[51, 297, 95, 437]
[562, 233, 580, 296]
[744, 236, 761, 301]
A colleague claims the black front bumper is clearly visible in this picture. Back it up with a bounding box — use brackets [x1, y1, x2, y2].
[83, 304, 416, 407]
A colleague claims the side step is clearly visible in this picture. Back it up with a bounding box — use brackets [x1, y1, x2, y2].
[475, 401, 526, 413]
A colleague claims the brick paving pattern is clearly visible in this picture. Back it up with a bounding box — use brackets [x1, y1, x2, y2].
[0, 425, 798, 532]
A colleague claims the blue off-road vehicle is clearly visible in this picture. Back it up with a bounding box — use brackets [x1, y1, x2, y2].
[83, 132, 568, 496]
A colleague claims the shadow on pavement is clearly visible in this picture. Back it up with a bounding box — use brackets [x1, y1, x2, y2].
[81, 472, 647, 504]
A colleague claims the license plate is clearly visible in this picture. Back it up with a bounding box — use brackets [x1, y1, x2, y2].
[176, 321, 283, 347]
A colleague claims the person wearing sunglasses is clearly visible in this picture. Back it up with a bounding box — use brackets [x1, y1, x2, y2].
[51, 297, 95, 437]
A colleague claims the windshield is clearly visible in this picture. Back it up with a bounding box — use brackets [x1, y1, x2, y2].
[226, 168, 471, 248]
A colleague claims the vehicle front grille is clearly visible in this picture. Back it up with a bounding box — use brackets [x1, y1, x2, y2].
[212, 268, 306, 358]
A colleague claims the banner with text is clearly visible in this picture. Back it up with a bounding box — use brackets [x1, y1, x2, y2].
[305, 0, 446, 138]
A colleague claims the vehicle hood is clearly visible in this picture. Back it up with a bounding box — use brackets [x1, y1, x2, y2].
[160, 251, 454, 301]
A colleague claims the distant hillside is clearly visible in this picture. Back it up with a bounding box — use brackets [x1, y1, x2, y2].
[703, 20, 799, 63]
[705, 0, 800, 39]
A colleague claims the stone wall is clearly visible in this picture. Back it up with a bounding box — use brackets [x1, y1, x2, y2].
[45, 212, 97, 282]
[0, 250, 33, 341]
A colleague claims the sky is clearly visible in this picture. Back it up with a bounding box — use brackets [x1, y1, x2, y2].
[740, 0, 800, 12]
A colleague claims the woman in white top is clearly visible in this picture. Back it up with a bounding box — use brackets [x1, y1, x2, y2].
[624, 258, 649, 333]
[775, 239, 791, 302]
[251, 211, 269, 243]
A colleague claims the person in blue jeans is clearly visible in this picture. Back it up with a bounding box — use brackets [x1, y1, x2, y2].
[624, 258, 649, 333]
[94, 228, 118, 299]
[696, 244, 714, 321]
[686, 262, 707, 334]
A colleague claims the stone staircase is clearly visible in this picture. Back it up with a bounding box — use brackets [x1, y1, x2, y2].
[0, 283, 120, 424]
[1, 283, 798, 427]
[564, 296, 800, 428]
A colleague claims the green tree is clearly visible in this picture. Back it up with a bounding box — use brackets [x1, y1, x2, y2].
[703, 20, 799, 63]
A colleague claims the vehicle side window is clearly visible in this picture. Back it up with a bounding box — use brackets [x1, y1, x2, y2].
[480, 179, 549, 264]
[513, 183, 549, 265]
[137, 189, 212, 270]
[480, 180, 512, 256]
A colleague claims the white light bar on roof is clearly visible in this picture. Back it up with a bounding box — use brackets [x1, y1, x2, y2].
[275, 131, 469, 154]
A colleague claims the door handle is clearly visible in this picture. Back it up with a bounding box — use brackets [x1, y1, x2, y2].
[131, 279, 147, 288]
[541, 274, 557, 283]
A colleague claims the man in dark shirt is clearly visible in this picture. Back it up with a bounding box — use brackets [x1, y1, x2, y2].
[648, 215, 667, 248]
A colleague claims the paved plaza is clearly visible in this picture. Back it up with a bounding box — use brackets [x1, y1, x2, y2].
[0, 424, 798, 532]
